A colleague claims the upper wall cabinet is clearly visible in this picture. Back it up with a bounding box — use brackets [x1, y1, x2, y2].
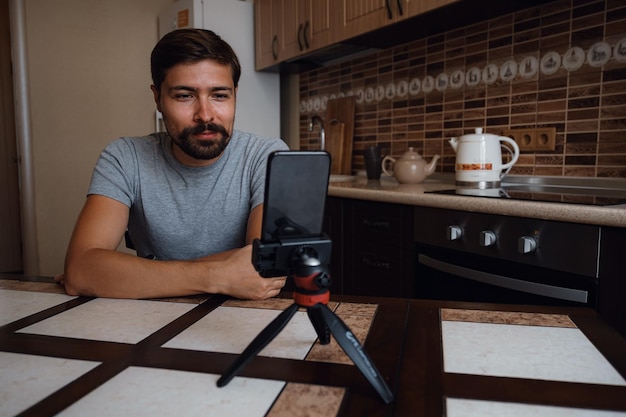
[340, 0, 458, 39]
[255, 0, 461, 70]
[284, 0, 333, 59]
[255, 0, 333, 70]
[255, 0, 282, 70]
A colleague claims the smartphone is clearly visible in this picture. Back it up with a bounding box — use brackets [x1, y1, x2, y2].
[254, 150, 332, 277]
[260, 150, 331, 242]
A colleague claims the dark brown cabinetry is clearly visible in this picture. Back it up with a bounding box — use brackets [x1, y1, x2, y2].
[322, 196, 344, 295]
[324, 197, 415, 297]
[254, 0, 333, 70]
[323, 196, 625, 337]
[254, 0, 459, 70]
[598, 226, 626, 337]
[340, 0, 457, 40]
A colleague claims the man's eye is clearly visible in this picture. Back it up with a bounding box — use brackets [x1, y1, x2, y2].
[174, 94, 194, 100]
[213, 93, 230, 100]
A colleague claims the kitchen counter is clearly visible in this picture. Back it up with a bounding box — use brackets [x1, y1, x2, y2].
[2, 274, 625, 416]
[328, 174, 626, 228]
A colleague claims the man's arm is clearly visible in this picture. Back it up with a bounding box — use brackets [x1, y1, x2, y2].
[62, 195, 285, 299]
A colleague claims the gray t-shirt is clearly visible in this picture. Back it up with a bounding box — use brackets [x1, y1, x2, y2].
[88, 130, 288, 260]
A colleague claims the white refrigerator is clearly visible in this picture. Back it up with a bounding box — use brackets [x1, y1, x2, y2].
[157, 0, 281, 139]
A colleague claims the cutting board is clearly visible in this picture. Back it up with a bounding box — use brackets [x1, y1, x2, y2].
[326, 120, 345, 175]
[325, 97, 355, 175]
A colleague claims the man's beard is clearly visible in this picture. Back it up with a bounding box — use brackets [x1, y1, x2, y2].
[173, 122, 231, 160]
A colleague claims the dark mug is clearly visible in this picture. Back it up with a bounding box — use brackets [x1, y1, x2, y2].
[362, 145, 382, 180]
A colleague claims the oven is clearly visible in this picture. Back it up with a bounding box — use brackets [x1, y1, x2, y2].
[414, 206, 600, 308]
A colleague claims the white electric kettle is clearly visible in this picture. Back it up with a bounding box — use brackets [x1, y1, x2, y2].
[449, 128, 520, 188]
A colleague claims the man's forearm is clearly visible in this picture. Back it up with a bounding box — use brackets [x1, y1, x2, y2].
[64, 248, 227, 299]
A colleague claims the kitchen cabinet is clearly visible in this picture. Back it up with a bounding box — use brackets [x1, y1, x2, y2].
[337, 199, 415, 298]
[598, 226, 626, 337]
[323, 196, 344, 294]
[255, 0, 460, 69]
[283, 0, 333, 60]
[340, 0, 458, 40]
[254, 0, 282, 69]
[254, 0, 333, 70]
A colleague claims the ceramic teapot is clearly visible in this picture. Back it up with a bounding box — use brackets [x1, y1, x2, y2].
[449, 128, 520, 188]
[381, 147, 440, 184]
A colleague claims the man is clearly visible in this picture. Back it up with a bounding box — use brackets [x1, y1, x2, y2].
[59, 29, 288, 300]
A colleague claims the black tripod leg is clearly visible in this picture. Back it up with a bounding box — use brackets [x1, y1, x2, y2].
[217, 303, 299, 387]
[315, 304, 394, 404]
[307, 306, 330, 344]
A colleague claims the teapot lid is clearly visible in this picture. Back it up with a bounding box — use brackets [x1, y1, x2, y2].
[402, 147, 423, 159]
[468, 127, 497, 138]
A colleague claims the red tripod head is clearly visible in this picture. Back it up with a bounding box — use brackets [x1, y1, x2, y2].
[292, 254, 331, 307]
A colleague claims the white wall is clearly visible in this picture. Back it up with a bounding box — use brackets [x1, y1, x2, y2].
[21, 0, 172, 275]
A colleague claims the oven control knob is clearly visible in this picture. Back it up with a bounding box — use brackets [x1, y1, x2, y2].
[447, 225, 463, 241]
[518, 236, 537, 254]
[479, 230, 497, 247]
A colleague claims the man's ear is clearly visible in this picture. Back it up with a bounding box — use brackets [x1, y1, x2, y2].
[150, 85, 162, 112]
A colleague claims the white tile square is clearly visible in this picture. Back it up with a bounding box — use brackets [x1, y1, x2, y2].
[0, 289, 76, 326]
[57, 366, 285, 417]
[0, 351, 99, 417]
[446, 398, 626, 417]
[442, 321, 626, 385]
[18, 298, 196, 343]
[163, 306, 318, 359]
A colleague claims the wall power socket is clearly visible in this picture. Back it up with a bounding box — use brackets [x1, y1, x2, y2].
[502, 127, 556, 152]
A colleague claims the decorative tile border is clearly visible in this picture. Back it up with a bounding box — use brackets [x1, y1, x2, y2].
[300, 39, 626, 113]
[441, 308, 577, 328]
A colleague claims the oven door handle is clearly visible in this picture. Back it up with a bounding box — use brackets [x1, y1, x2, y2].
[418, 254, 588, 303]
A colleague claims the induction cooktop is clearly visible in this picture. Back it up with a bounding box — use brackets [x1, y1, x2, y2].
[429, 183, 626, 206]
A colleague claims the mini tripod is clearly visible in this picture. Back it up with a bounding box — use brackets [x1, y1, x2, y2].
[216, 246, 394, 405]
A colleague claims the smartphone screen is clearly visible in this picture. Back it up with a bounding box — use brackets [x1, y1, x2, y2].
[261, 151, 331, 242]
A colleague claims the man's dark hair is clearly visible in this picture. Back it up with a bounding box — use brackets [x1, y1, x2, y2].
[151, 28, 241, 95]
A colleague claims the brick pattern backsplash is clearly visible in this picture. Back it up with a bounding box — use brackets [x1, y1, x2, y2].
[298, 0, 626, 178]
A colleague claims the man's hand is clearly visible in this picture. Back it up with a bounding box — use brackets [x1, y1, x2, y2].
[209, 245, 287, 300]
[54, 274, 65, 286]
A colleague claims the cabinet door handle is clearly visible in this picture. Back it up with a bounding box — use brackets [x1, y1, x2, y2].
[303, 20, 310, 49]
[362, 218, 391, 230]
[362, 256, 391, 270]
[385, 0, 393, 19]
[297, 23, 303, 51]
[271, 35, 278, 60]
[396, 0, 404, 16]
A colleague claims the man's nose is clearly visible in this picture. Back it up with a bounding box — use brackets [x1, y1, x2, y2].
[194, 98, 214, 123]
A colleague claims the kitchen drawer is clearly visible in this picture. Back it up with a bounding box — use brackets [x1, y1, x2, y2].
[345, 240, 415, 297]
[351, 200, 414, 246]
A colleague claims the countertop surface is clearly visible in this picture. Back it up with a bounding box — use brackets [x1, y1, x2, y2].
[328, 174, 626, 228]
[2, 274, 625, 417]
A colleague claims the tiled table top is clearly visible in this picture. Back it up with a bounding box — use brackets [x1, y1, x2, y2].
[19, 298, 197, 344]
[163, 305, 319, 359]
[0, 280, 385, 417]
[0, 290, 75, 326]
[441, 309, 626, 417]
[445, 398, 626, 417]
[441, 309, 626, 386]
[0, 352, 99, 417]
[57, 367, 286, 417]
[1, 276, 626, 417]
